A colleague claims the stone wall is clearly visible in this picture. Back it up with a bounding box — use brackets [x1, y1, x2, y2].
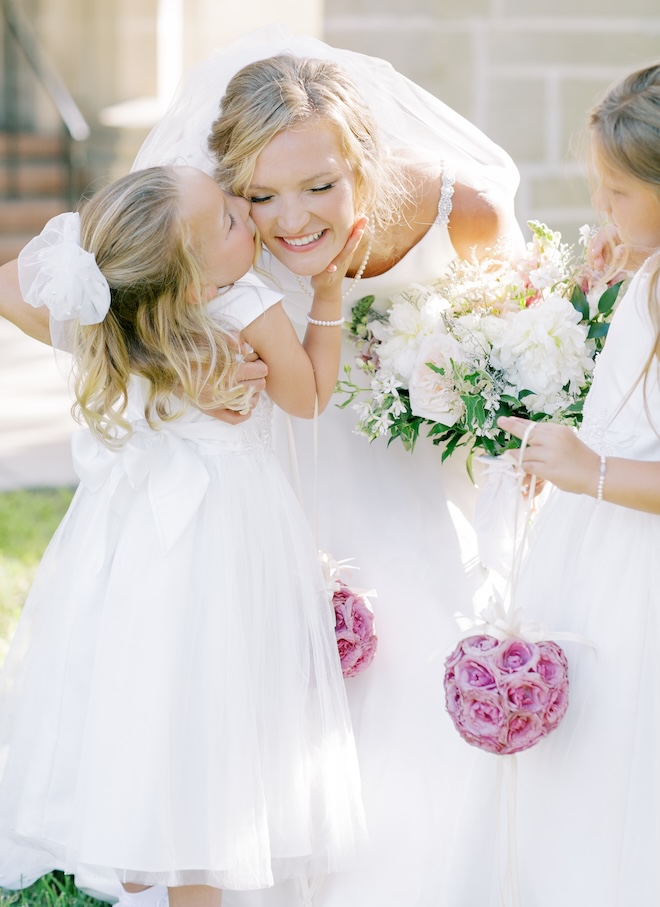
[6, 0, 321, 180]
[325, 2, 660, 243]
[5, 0, 660, 240]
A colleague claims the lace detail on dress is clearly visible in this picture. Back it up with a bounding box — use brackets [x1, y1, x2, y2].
[579, 397, 637, 458]
[435, 164, 455, 227]
[238, 396, 274, 456]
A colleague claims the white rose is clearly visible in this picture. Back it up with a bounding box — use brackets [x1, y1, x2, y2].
[372, 292, 447, 383]
[489, 294, 594, 414]
[408, 332, 467, 425]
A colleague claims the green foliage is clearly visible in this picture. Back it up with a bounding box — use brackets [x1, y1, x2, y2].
[0, 492, 105, 904]
[349, 294, 377, 336]
[0, 872, 104, 906]
[0, 488, 75, 668]
[0, 489, 76, 564]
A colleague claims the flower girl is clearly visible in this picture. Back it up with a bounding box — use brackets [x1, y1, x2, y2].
[443, 62, 660, 906]
[0, 165, 367, 907]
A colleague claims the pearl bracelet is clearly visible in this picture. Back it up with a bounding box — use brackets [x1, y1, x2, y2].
[306, 314, 345, 327]
[597, 453, 607, 502]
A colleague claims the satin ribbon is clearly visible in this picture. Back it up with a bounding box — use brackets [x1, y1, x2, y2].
[318, 550, 377, 604]
[72, 422, 210, 572]
[454, 588, 595, 650]
[285, 405, 378, 607]
[473, 451, 523, 576]
[461, 425, 594, 907]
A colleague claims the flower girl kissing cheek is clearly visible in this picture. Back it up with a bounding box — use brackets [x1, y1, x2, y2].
[0, 164, 368, 907]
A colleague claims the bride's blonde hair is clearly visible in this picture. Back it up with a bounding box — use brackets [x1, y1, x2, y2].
[208, 53, 414, 255]
[74, 166, 248, 447]
[588, 62, 660, 410]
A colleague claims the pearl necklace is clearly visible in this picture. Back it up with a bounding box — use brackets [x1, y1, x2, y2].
[294, 237, 373, 300]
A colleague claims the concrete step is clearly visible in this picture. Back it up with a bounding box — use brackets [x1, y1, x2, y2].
[0, 197, 70, 232]
[0, 162, 69, 196]
[0, 132, 67, 160]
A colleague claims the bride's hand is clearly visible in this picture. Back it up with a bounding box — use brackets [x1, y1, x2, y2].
[201, 343, 268, 424]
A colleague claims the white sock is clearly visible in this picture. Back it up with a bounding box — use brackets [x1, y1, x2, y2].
[118, 886, 168, 907]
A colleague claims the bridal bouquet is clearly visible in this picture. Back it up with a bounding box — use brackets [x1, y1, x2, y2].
[336, 222, 624, 466]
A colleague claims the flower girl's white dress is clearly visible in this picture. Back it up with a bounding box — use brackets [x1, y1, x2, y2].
[439, 257, 660, 905]
[0, 275, 365, 892]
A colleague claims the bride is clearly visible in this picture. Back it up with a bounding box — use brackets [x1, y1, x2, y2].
[133, 27, 524, 907]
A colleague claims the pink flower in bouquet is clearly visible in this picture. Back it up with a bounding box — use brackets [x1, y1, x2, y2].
[536, 641, 569, 687]
[496, 639, 538, 674]
[444, 634, 569, 755]
[463, 635, 500, 654]
[506, 712, 544, 751]
[333, 580, 378, 678]
[456, 659, 497, 690]
[505, 676, 550, 713]
[462, 690, 507, 739]
[544, 685, 569, 729]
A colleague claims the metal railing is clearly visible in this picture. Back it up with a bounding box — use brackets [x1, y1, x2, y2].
[1, 0, 89, 201]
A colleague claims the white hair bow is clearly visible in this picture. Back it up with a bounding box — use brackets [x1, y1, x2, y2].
[18, 211, 111, 325]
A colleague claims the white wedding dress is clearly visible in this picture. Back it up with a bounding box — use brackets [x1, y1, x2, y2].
[437, 257, 660, 906]
[129, 26, 523, 906]
[225, 170, 489, 907]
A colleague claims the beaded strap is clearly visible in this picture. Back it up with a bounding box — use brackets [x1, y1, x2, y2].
[436, 164, 455, 227]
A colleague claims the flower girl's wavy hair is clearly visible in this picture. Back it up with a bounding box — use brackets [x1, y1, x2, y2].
[588, 61, 660, 403]
[74, 166, 248, 447]
[208, 54, 414, 255]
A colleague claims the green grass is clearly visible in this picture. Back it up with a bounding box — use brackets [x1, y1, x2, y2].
[0, 872, 103, 906]
[0, 489, 106, 906]
[0, 488, 75, 665]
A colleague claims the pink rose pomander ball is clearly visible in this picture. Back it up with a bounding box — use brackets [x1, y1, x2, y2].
[333, 581, 378, 678]
[444, 634, 569, 754]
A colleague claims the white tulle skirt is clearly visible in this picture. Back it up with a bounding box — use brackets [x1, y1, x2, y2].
[437, 489, 660, 906]
[0, 428, 365, 891]
[219, 403, 490, 907]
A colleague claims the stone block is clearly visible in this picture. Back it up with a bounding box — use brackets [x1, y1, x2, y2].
[491, 28, 660, 68]
[530, 175, 592, 213]
[560, 79, 619, 163]
[482, 79, 546, 164]
[501, 0, 659, 14]
[324, 26, 478, 121]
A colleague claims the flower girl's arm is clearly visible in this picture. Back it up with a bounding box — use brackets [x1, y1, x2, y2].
[241, 219, 367, 418]
[499, 416, 660, 514]
[0, 259, 51, 344]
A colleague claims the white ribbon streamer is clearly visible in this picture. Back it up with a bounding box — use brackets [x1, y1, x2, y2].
[454, 588, 595, 651]
[461, 423, 594, 907]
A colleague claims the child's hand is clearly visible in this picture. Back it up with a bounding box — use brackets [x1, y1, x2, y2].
[310, 217, 369, 302]
[498, 416, 600, 497]
[587, 223, 621, 273]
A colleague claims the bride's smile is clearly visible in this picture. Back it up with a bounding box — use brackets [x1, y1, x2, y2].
[248, 117, 358, 277]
